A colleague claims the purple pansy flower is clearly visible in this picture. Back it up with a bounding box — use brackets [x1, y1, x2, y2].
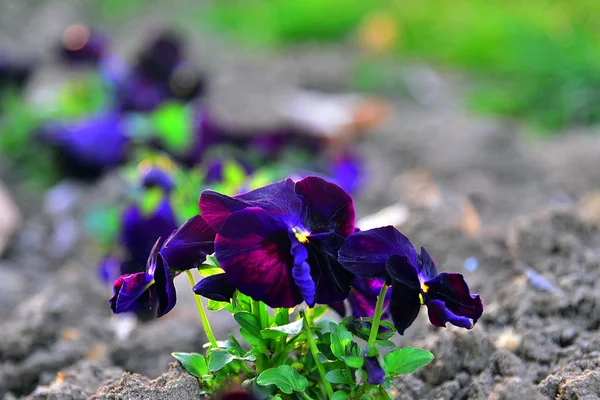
[110, 214, 216, 318]
[339, 226, 483, 334]
[196, 176, 355, 308]
[39, 111, 130, 180]
[347, 277, 391, 319]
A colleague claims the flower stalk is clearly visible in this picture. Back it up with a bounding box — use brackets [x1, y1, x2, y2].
[367, 284, 389, 349]
[186, 270, 218, 348]
[301, 311, 334, 399]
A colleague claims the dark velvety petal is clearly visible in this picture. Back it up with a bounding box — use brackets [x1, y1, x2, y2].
[364, 356, 386, 385]
[425, 272, 483, 323]
[219, 391, 257, 400]
[294, 176, 355, 237]
[426, 299, 473, 329]
[193, 273, 236, 302]
[288, 230, 315, 306]
[136, 30, 182, 83]
[199, 190, 248, 231]
[386, 254, 421, 291]
[338, 226, 418, 280]
[237, 178, 303, 227]
[328, 301, 347, 317]
[418, 246, 438, 280]
[352, 277, 391, 299]
[215, 207, 303, 308]
[306, 232, 354, 304]
[109, 272, 154, 314]
[161, 215, 216, 271]
[152, 252, 177, 317]
[389, 283, 421, 335]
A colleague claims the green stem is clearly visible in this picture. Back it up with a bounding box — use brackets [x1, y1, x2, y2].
[298, 391, 313, 400]
[238, 360, 255, 377]
[301, 311, 334, 400]
[367, 284, 389, 349]
[185, 270, 218, 349]
[251, 300, 266, 372]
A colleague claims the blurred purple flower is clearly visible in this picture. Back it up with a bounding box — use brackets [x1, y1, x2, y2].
[0, 55, 34, 91]
[196, 176, 355, 308]
[339, 226, 483, 334]
[363, 355, 385, 385]
[39, 111, 130, 180]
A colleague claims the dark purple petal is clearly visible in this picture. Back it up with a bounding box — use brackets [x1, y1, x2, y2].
[193, 274, 236, 302]
[351, 277, 390, 299]
[295, 176, 355, 237]
[109, 272, 154, 314]
[161, 215, 216, 271]
[329, 301, 347, 317]
[142, 168, 174, 192]
[237, 179, 303, 227]
[288, 230, 315, 306]
[199, 190, 248, 231]
[330, 151, 362, 195]
[152, 252, 177, 317]
[306, 232, 353, 304]
[364, 356, 385, 385]
[117, 74, 169, 112]
[386, 255, 421, 334]
[215, 207, 303, 308]
[219, 391, 257, 400]
[0, 55, 34, 90]
[426, 299, 473, 329]
[339, 226, 418, 280]
[425, 272, 483, 323]
[418, 246, 438, 280]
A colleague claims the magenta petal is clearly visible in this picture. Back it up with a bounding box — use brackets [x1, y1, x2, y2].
[109, 272, 154, 314]
[425, 273, 483, 323]
[199, 190, 248, 231]
[161, 215, 216, 270]
[288, 231, 315, 306]
[426, 299, 473, 329]
[193, 274, 236, 302]
[215, 207, 303, 308]
[339, 226, 419, 280]
[295, 176, 355, 237]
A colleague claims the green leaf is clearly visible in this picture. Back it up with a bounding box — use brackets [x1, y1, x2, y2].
[332, 391, 350, 400]
[383, 346, 434, 375]
[325, 369, 352, 385]
[274, 308, 290, 326]
[309, 305, 329, 321]
[151, 102, 193, 154]
[330, 323, 353, 359]
[342, 355, 364, 369]
[207, 299, 229, 311]
[140, 187, 164, 217]
[208, 349, 237, 372]
[234, 312, 262, 337]
[375, 339, 396, 349]
[256, 365, 308, 395]
[197, 263, 225, 277]
[222, 160, 246, 187]
[172, 352, 208, 378]
[240, 328, 268, 354]
[261, 317, 304, 339]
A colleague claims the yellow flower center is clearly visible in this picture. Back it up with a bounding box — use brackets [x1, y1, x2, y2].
[418, 283, 429, 305]
[293, 227, 310, 243]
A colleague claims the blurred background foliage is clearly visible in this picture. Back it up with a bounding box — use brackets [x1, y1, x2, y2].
[196, 0, 600, 132]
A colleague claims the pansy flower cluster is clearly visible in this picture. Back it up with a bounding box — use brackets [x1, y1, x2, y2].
[109, 176, 483, 399]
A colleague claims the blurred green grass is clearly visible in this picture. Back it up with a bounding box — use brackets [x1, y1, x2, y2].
[201, 0, 600, 131]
